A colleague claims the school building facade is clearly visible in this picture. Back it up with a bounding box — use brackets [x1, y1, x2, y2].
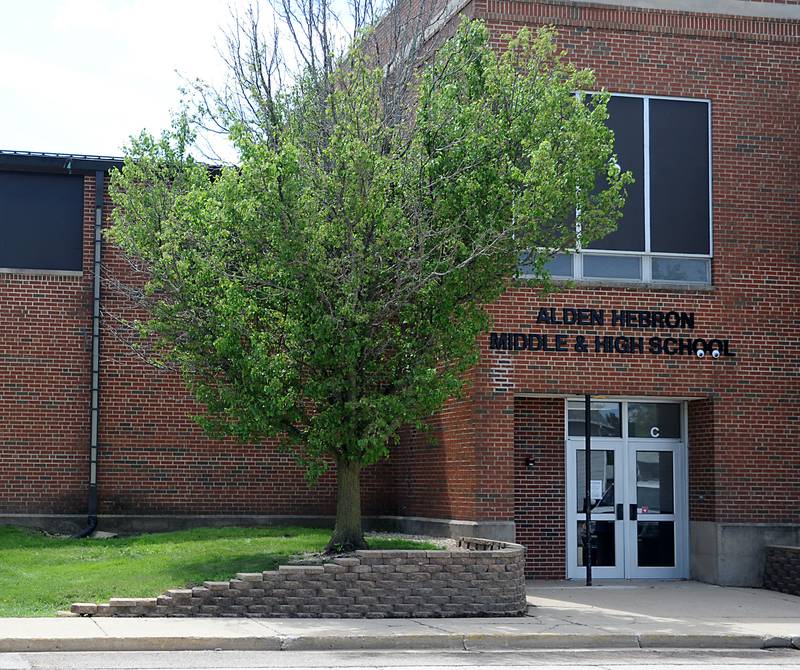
[0, 0, 797, 586]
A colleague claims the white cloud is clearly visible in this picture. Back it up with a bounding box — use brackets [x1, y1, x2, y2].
[0, 0, 251, 158]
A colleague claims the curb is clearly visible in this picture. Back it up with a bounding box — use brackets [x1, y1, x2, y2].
[280, 634, 465, 651]
[463, 633, 640, 650]
[637, 634, 795, 649]
[0, 637, 283, 653]
[1, 632, 798, 653]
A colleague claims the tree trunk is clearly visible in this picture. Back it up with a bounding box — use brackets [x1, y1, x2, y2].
[326, 457, 367, 553]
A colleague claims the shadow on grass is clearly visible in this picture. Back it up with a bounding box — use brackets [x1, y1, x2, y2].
[0, 525, 329, 548]
[110, 525, 327, 547]
[160, 551, 301, 586]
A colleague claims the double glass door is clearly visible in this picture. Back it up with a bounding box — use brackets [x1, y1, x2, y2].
[566, 400, 687, 579]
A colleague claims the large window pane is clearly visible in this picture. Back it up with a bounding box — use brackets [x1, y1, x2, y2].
[651, 256, 710, 283]
[588, 95, 645, 252]
[649, 99, 710, 255]
[577, 521, 616, 567]
[636, 451, 674, 514]
[568, 401, 622, 437]
[583, 254, 641, 280]
[0, 171, 84, 271]
[576, 449, 615, 513]
[628, 402, 681, 439]
[637, 521, 675, 567]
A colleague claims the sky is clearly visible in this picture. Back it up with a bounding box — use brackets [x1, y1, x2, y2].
[0, 0, 256, 160]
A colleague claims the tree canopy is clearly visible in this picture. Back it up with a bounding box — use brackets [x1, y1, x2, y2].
[109, 13, 629, 550]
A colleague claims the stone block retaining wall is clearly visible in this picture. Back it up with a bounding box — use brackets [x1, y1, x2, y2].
[70, 538, 527, 618]
[763, 545, 800, 596]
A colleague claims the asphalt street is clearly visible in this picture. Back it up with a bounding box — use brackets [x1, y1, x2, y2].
[0, 649, 799, 670]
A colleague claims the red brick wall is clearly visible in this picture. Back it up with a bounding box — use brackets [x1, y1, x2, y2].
[390, 383, 479, 520]
[688, 398, 716, 522]
[514, 397, 566, 578]
[0, 177, 94, 514]
[97, 253, 337, 516]
[97, 328, 394, 515]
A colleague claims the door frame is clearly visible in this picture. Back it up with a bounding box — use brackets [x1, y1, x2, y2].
[565, 436, 626, 578]
[564, 398, 690, 580]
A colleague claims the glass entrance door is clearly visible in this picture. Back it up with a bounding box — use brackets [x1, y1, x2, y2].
[566, 400, 687, 579]
[626, 444, 680, 578]
[569, 441, 625, 578]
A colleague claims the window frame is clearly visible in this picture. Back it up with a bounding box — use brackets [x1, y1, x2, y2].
[525, 92, 713, 286]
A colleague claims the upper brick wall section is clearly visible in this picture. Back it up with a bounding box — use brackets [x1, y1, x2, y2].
[568, 0, 800, 20]
[476, 0, 800, 43]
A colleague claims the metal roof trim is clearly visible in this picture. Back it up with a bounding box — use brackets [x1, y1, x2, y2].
[0, 150, 124, 174]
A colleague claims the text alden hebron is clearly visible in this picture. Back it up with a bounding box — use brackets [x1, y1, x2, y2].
[488, 307, 736, 358]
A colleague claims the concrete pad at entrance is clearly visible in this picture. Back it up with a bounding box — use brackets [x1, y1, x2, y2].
[527, 580, 800, 645]
[528, 580, 800, 618]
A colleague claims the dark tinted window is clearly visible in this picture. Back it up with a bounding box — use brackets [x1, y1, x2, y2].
[0, 171, 84, 271]
[568, 401, 622, 437]
[649, 99, 710, 254]
[628, 402, 681, 439]
[589, 95, 645, 252]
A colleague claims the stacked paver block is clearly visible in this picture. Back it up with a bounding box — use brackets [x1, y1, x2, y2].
[70, 537, 526, 618]
[763, 546, 800, 596]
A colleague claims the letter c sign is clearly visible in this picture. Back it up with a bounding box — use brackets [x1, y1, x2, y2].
[650, 426, 660, 438]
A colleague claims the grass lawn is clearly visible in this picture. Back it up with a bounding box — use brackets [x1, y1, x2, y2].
[0, 525, 441, 617]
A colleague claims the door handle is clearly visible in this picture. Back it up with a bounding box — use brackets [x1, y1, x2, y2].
[629, 503, 638, 521]
[616, 503, 624, 521]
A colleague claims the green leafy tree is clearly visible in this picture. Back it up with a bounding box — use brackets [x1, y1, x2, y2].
[109, 6, 630, 551]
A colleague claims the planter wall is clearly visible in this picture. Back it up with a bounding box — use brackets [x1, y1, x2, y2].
[70, 537, 527, 618]
[763, 545, 800, 596]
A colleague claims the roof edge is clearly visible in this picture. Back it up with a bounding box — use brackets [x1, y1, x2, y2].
[0, 150, 124, 174]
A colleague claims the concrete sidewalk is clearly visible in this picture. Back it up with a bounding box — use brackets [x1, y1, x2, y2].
[0, 581, 798, 653]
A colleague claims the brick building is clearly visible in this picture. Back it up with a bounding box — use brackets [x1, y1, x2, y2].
[0, 0, 797, 586]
